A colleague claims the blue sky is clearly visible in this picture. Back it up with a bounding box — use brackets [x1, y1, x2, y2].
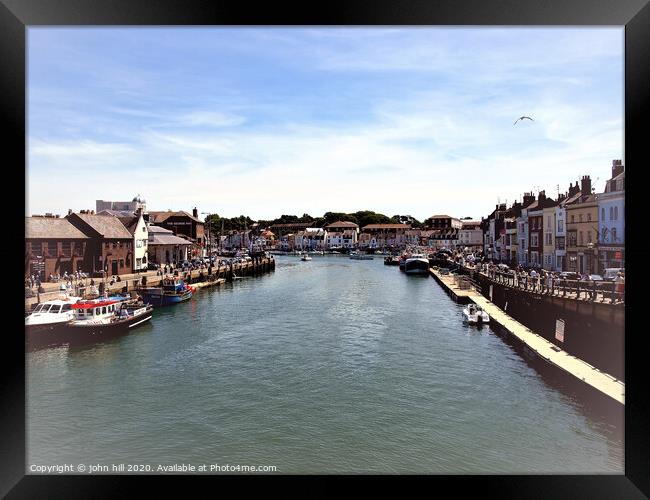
[27, 27, 623, 221]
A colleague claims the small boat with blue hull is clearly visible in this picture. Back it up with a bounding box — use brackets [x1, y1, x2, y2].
[140, 277, 194, 307]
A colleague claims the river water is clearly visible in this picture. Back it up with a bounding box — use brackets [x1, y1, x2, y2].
[26, 255, 623, 474]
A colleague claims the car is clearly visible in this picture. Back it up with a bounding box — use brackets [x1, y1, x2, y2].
[603, 268, 624, 281]
[147, 262, 160, 270]
[559, 271, 580, 280]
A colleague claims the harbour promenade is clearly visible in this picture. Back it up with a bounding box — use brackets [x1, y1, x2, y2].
[25, 256, 274, 310]
[429, 268, 624, 405]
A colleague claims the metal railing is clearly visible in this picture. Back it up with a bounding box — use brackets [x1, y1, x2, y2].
[477, 268, 624, 304]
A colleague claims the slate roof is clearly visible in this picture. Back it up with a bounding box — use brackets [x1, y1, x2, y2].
[70, 213, 133, 239]
[149, 233, 193, 245]
[362, 224, 411, 230]
[148, 210, 203, 224]
[324, 220, 359, 228]
[26, 217, 89, 239]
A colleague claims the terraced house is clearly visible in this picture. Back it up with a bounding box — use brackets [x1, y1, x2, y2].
[597, 160, 625, 272]
[565, 176, 598, 274]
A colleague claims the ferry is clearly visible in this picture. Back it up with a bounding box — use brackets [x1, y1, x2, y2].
[140, 277, 194, 307]
[404, 253, 430, 275]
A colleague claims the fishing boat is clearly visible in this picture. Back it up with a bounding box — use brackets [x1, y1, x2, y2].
[25, 295, 81, 339]
[140, 277, 194, 307]
[462, 304, 490, 324]
[350, 251, 373, 260]
[404, 253, 430, 275]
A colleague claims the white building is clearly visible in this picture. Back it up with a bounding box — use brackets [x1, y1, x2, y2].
[97, 208, 149, 272]
[147, 224, 191, 264]
[96, 194, 146, 214]
[458, 221, 483, 250]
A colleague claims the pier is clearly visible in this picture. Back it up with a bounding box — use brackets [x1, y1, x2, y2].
[430, 268, 625, 406]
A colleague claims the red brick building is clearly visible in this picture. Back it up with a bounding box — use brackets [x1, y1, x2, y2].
[25, 216, 90, 280]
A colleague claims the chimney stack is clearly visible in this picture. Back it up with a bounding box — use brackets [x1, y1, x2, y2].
[522, 192, 536, 207]
[612, 159, 624, 178]
[193, 207, 199, 218]
[68, 209, 73, 216]
[580, 175, 592, 196]
[538, 190, 546, 202]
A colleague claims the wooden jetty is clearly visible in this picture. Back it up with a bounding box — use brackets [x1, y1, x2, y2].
[430, 268, 625, 406]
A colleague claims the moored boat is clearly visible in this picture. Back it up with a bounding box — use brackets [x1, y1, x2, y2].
[462, 303, 490, 324]
[140, 277, 194, 307]
[404, 253, 430, 275]
[300, 252, 312, 261]
[25, 295, 81, 340]
[350, 251, 373, 260]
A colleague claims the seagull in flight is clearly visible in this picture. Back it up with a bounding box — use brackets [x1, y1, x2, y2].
[513, 116, 534, 125]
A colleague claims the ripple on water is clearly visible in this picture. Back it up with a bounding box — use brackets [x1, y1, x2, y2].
[27, 255, 623, 473]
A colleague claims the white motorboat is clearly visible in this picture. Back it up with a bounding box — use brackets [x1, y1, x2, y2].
[350, 251, 373, 260]
[25, 296, 81, 337]
[404, 253, 429, 275]
[462, 304, 490, 324]
[300, 253, 312, 261]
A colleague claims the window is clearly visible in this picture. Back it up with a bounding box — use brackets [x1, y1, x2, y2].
[611, 228, 617, 242]
[587, 231, 592, 243]
[531, 234, 538, 247]
[587, 213, 591, 222]
[571, 215, 575, 223]
[61, 241, 71, 257]
[579, 231, 583, 245]
[579, 214, 583, 223]
[136, 240, 143, 248]
[610, 207, 614, 220]
[48, 242, 57, 256]
[545, 233, 552, 245]
[558, 220, 564, 232]
[142, 227, 146, 232]
[602, 208, 605, 220]
[120, 259, 125, 267]
[614, 206, 618, 220]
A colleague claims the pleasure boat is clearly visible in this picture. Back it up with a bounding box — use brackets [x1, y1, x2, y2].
[384, 255, 400, 265]
[301, 253, 312, 261]
[140, 277, 194, 306]
[404, 253, 430, 275]
[25, 295, 81, 338]
[350, 251, 373, 260]
[462, 304, 490, 324]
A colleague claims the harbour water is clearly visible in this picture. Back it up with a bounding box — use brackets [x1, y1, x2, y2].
[27, 255, 623, 473]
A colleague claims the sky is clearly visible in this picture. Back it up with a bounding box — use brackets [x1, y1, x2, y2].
[27, 27, 624, 221]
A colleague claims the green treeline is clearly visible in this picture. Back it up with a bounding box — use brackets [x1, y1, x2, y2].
[204, 211, 424, 233]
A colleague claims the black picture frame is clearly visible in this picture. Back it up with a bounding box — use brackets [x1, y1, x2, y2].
[2, 0, 648, 497]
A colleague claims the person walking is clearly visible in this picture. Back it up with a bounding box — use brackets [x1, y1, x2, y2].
[614, 272, 625, 303]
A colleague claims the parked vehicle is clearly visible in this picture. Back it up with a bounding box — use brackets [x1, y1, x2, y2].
[603, 268, 624, 281]
[147, 262, 160, 271]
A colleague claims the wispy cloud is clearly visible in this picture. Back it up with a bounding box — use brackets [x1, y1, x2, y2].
[27, 27, 623, 220]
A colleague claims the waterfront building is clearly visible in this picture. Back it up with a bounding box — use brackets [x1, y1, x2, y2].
[481, 203, 511, 262]
[404, 229, 422, 246]
[525, 192, 557, 268]
[324, 221, 359, 249]
[295, 228, 327, 250]
[504, 218, 517, 266]
[554, 189, 571, 272]
[360, 223, 410, 249]
[566, 176, 599, 274]
[424, 214, 462, 230]
[597, 160, 625, 271]
[325, 229, 357, 249]
[66, 211, 134, 276]
[147, 224, 191, 264]
[269, 222, 314, 238]
[98, 209, 149, 272]
[25, 215, 90, 280]
[148, 208, 206, 257]
[96, 194, 146, 215]
[540, 195, 559, 270]
[516, 193, 536, 266]
[259, 230, 276, 249]
[458, 220, 483, 251]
